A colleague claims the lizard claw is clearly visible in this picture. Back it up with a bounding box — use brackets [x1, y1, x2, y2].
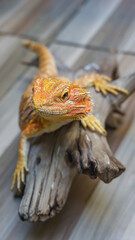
[92, 74, 128, 96]
[100, 74, 112, 82]
[11, 162, 29, 192]
[81, 115, 107, 136]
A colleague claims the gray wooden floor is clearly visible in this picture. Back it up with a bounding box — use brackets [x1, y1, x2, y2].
[0, 0, 135, 239]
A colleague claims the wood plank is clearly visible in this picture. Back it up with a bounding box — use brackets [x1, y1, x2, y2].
[0, 64, 37, 157]
[1, 0, 135, 239]
[0, 0, 53, 33]
[1, 47, 135, 239]
[20, 0, 86, 40]
[1, 0, 124, 159]
[0, 0, 85, 40]
[0, 0, 28, 27]
[55, 3, 135, 237]
[0, 36, 32, 99]
[0, 0, 84, 98]
[51, 2, 135, 237]
[56, 0, 135, 58]
[69, 117, 135, 240]
[89, 0, 135, 50]
[57, 0, 123, 44]
[56, 0, 124, 65]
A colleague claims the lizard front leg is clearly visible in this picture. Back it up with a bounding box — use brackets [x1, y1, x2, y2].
[11, 134, 29, 191]
[81, 114, 106, 135]
[11, 123, 44, 191]
[74, 73, 128, 96]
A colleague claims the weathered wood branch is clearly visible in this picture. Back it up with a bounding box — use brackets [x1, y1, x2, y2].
[18, 56, 135, 222]
[110, 73, 135, 105]
[19, 126, 77, 222]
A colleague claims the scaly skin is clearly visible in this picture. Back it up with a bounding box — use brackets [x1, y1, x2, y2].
[11, 40, 128, 191]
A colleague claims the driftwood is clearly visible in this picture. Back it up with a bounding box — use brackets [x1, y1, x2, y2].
[18, 55, 135, 222]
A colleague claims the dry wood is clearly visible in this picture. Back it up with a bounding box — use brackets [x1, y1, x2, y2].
[1, 0, 135, 239]
[18, 55, 135, 222]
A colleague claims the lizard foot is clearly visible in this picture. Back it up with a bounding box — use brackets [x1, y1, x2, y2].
[81, 114, 107, 135]
[11, 160, 29, 192]
[90, 74, 128, 96]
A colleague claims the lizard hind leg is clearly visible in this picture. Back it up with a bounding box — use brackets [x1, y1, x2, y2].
[81, 114, 107, 135]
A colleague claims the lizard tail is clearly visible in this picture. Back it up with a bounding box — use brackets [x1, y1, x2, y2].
[23, 39, 58, 78]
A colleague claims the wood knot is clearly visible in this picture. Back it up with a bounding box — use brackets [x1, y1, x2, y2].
[65, 151, 75, 168]
[36, 156, 41, 165]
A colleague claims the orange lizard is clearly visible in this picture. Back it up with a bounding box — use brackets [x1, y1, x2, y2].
[11, 40, 128, 191]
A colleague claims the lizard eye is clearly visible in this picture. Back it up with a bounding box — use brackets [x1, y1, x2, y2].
[62, 92, 68, 100]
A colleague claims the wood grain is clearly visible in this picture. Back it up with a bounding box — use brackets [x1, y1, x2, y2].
[1, 0, 135, 239]
[70, 119, 135, 240]
[19, 55, 132, 222]
[0, 0, 85, 98]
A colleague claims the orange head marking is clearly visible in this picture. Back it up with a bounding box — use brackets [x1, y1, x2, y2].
[32, 77, 93, 120]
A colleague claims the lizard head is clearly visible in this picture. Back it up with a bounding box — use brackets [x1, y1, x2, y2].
[32, 78, 93, 120]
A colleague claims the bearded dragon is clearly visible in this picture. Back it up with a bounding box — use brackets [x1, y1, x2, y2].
[11, 40, 128, 191]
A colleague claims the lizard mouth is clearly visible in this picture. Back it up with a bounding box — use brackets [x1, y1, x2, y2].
[67, 105, 92, 119]
[33, 96, 92, 120]
[36, 104, 91, 120]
